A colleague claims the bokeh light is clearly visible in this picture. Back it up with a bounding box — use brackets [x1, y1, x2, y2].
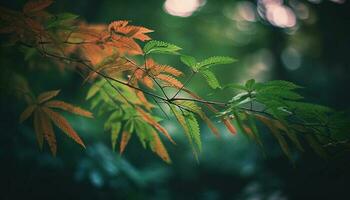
[163, 0, 206, 17]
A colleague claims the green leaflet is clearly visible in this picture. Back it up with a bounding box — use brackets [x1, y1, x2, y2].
[256, 80, 302, 90]
[196, 56, 236, 71]
[46, 13, 79, 30]
[169, 105, 201, 157]
[104, 108, 123, 131]
[143, 40, 181, 55]
[134, 119, 152, 148]
[180, 55, 197, 69]
[111, 122, 121, 151]
[223, 83, 248, 91]
[86, 79, 106, 100]
[245, 79, 256, 91]
[200, 70, 221, 89]
[255, 114, 293, 161]
[185, 113, 201, 153]
[174, 101, 202, 114]
[181, 55, 235, 71]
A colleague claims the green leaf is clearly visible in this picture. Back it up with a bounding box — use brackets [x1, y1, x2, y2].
[180, 55, 197, 69]
[104, 109, 123, 131]
[174, 101, 202, 114]
[143, 40, 181, 55]
[256, 87, 303, 100]
[223, 83, 248, 91]
[134, 119, 153, 148]
[245, 79, 255, 91]
[256, 80, 302, 91]
[196, 56, 235, 71]
[185, 113, 201, 153]
[200, 70, 221, 89]
[124, 119, 135, 133]
[46, 13, 79, 29]
[111, 122, 121, 151]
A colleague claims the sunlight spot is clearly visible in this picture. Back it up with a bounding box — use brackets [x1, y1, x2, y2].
[258, 0, 297, 28]
[163, 0, 206, 17]
[236, 1, 257, 22]
[330, 0, 346, 4]
[266, 5, 296, 28]
[281, 47, 302, 70]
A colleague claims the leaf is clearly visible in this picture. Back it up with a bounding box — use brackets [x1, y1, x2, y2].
[245, 79, 255, 91]
[305, 134, 328, 159]
[111, 122, 121, 151]
[200, 113, 220, 137]
[246, 113, 263, 147]
[134, 121, 148, 148]
[136, 107, 175, 144]
[19, 104, 36, 123]
[200, 70, 221, 89]
[196, 56, 235, 71]
[46, 13, 79, 29]
[157, 74, 183, 88]
[108, 20, 153, 41]
[161, 65, 183, 77]
[223, 83, 248, 91]
[120, 131, 132, 154]
[120, 119, 134, 154]
[37, 90, 60, 103]
[33, 110, 44, 149]
[23, 0, 53, 14]
[255, 114, 293, 160]
[180, 55, 197, 69]
[150, 131, 171, 163]
[42, 107, 85, 148]
[185, 113, 201, 153]
[40, 112, 57, 156]
[45, 100, 93, 118]
[143, 40, 181, 55]
[86, 80, 106, 100]
[256, 80, 302, 91]
[222, 118, 237, 135]
[257, 88, 303, 100]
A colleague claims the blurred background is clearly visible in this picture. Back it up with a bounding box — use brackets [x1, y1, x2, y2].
[1, 0, 350, 199]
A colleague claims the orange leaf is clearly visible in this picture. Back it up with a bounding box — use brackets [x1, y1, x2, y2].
[120, 131, 132, 154]
[135, 91, 153, 110]
[23, 0, 53, 14]
[223, 118, 237, 135]
[37, 90, 60, 103]
[45, 100, 93, 118]
[40, 112, 57, 156]
[150, 131, 171, 163]
[156, 74, 183, 88]
[19, 104, 36, 123]
[33, 110, 44, 149]
[42, 107, 85, 148]
[200, 113, 220, 137]
[108, 20, 153, 41]
[136, 107, 176, 144]
[161, 65, 182, 77]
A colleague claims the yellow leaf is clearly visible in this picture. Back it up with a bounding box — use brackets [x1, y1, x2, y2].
[45, 100, 93, 118]
[42, 107, 85, 148]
